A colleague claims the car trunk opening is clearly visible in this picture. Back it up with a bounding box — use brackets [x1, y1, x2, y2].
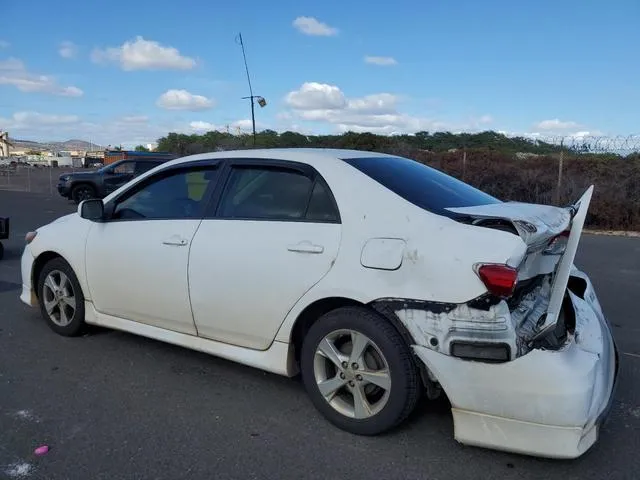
[448, 186, 594, 350]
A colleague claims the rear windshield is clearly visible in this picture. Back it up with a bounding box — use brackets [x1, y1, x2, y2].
[343, 156, 501, 218]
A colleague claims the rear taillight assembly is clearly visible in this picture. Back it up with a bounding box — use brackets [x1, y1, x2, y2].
[543, 230, 570, 255]
[475, 263, 518, 298]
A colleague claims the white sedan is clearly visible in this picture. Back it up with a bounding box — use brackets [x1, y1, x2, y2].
[19, 148, 617, 459]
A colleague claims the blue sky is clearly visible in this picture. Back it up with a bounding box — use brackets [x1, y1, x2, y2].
[0, 0, 638, 147]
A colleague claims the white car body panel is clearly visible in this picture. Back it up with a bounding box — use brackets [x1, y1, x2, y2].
[188, 219, 341, 349]
[84, 219, 201, 335]
[18, 148, 617, 460]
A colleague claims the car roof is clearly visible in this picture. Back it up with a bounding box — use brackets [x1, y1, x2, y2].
[165, 148, 397, 168]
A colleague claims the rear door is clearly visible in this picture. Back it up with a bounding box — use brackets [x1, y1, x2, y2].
[188, 159, 342, 350]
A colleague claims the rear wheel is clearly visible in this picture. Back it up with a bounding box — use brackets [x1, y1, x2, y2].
[37, 257, 86, 337]
[300, 306, 421, 435]
[0, 242, 4, 260]
[71, 184, 96, 204]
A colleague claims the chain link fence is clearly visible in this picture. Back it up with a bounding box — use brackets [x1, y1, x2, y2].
[0, 163, 83, 195]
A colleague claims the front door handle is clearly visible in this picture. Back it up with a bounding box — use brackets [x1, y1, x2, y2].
[162, 236, 188, 246]
[287, 241, 324, 254]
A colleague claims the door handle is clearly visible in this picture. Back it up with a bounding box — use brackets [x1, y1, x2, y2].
[287, 241, 324, 254]
[162, 236, 188, 246]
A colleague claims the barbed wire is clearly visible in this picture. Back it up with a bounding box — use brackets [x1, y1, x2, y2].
[505, 134, 640, 154]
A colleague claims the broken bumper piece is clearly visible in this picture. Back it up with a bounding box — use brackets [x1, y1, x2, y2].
[412, 273, 618, 459]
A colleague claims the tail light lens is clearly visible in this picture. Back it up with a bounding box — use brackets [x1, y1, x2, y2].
[475, 264, 518, 298]
[543, 230, 570, 255]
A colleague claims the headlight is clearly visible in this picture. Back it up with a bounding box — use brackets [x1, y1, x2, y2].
[25, 231, 37, 244]
[59, 175, 70, 182]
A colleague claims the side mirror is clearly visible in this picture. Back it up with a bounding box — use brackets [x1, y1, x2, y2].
[78, 199, 105, 221]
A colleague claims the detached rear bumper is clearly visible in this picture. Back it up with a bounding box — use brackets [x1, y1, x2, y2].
[412, 271, 618, 459]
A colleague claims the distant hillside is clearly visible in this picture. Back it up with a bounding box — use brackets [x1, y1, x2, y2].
[10, 138, 103, 151]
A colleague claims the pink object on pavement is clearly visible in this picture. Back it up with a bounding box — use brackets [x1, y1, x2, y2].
[34, 445, 49, 456]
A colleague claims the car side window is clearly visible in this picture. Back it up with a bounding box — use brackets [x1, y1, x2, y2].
[305, 179, 340, 222]
[134, 161, 158, 176]
[112, 166, 218, 221]
[113, 162, 135, 175]
[218, 166, 313, 220]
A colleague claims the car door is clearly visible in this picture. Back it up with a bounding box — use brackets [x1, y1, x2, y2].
[103, 160, 136, 194]
[85, 162, 221, 335]
[188, 160, 342, 350]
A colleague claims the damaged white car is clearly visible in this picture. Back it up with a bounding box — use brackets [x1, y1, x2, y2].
[19, 148, 618, 459]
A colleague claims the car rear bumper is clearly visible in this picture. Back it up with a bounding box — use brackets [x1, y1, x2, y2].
[412, 270, 618, 459]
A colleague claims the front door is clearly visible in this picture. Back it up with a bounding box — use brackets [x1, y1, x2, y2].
[188, 161, 342, 350]
[85, 163, 221, 335]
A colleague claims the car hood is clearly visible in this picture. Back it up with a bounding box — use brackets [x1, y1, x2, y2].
[59, 171, 99, 180]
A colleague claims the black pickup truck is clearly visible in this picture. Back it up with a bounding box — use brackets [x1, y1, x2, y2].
[57, 158, 172, 203]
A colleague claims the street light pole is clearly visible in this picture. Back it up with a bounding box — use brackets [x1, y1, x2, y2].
[236, 33, 266, 147]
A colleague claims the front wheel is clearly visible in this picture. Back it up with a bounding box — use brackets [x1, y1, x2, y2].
[300, 306, 421, 435]
[37, 257, 86, 337]
[71, 184, 96, 204]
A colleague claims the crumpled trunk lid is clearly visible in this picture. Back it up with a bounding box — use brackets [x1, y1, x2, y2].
[446, 186, 594, 341]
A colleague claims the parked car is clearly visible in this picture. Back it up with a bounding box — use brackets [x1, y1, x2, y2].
[0, 216, 8, 260]
[20, 148, 617, 459]
[57, 158, 170, 203]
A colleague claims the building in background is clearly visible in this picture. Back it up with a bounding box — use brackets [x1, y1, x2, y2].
[103, 149, 177, 165]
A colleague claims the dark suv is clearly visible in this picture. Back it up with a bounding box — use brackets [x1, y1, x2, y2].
[57, 159, 170, 203]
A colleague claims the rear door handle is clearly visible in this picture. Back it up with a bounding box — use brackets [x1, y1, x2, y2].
[287, 241, 324, 254]
[162, 236, 188, 246]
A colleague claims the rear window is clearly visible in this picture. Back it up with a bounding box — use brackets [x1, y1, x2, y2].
[343, 156, 501, 218]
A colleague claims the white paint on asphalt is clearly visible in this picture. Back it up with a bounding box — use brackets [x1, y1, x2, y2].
[4, 462, 32, 478]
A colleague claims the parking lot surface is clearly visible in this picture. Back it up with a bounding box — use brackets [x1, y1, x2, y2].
[1, 189, 639, 480]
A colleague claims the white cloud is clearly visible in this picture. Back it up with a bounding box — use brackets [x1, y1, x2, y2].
[364, 56, 398, 66]
[2, 111, 80, 129]
[0, 58, 83, 96]
[285, 82, 347, 110]
[283, 82, 446, 134]
[189, 119, 257, 133]
[156, 89, 214, 111]
[91, 36, 196, 71]
[0, 40, 9, 49]
[534, 119, 580, 131]
[292, 16, 338, 36]
[58, 41, 78, 59]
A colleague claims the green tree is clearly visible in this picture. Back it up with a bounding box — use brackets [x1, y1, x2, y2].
[134, 145, 149, 152]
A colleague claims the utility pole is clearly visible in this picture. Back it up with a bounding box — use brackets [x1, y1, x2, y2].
[236, 33, 266, 147]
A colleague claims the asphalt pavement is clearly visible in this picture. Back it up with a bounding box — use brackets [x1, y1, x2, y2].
[1, 190, 639, 480]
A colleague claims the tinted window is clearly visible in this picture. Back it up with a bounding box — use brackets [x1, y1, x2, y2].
[219, 167, 313, 220]
[113, 162, 135, 174]
[113, 167, 218, 220]
[343, 156, 500, 218]
[306, 179, 339, 222]
[134, 161, 160, 175]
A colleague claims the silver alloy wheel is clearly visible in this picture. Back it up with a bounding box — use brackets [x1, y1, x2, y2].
[42, 270, 77, 327]
[313, 329, 392, 419]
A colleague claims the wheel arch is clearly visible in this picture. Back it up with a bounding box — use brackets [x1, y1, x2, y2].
[31, 251, 70, 299]
[288, 296, 422, 371]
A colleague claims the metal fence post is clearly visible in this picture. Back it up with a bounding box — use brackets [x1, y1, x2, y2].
[556, 139, 564, 205]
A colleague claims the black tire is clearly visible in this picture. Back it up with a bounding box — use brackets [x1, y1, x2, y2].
[0, 242, 3, 261]
[71, 184, 96, 204]
[300, 306, 421, 436]
[37, 257, 86, 337]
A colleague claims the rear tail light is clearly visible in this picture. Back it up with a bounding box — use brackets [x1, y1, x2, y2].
[543, 230, 570, 255]
[475, 263, 518, 298]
